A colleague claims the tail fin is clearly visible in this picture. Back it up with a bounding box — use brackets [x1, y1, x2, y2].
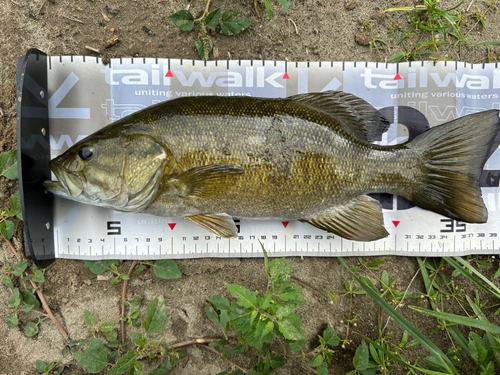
[409, 110, 500, 223]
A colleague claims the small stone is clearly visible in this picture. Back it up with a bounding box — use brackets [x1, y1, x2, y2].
[346, 0, 360, 10]
[355, 31, 371, 46]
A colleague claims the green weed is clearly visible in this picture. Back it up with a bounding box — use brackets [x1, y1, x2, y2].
[340, 255, 500, 374]
[170, 3, 250, 60]
[170, 0, 291, 60]
[371, 0, 500, 62]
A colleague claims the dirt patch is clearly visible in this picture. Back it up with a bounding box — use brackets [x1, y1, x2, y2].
[1, 0, 500, 374]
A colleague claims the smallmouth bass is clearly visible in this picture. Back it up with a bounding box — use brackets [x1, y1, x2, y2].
[43, 91, 500, 241]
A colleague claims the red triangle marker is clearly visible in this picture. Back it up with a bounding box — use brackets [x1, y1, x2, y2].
[392, 221, 400, 228]
[165, 70, 174, 78]
[168, 223, 176, 230]
[282, 221, 289, 228]
[282, 72, 290, 80]
[393, 73, 402, 80]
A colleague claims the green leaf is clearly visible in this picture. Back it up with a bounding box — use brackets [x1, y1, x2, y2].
[149, 360, 173, 375]
[425, 355, 451, 372]
[21, 290, 40, 309]
[205, 8, 221, 29]
[353, 340, 369, 371]
[84, 310, 97, 326]
[316, 362, 329, 375]
[219, 310, 230, 331]
[170, 10, 194, 31]
[10, 192, 22, 220]
[6, 313, 18, 328]
[481, 361, 495, 375]
[227, 345, 246, 355]
[261, 321, 274, 338]
[8, 288, 21, 308]
[248, 310, 257, 327]
[323, 324, 340, 347]
[270, 356, 285, 369]
[269, 258, 293, 286]
[287, 338, 306, 352]
[22, 304, 34, 313]
[104, 330, 118, 342]
[0, 151, 18, 179]
[260, 290, 272, 309]
[133, 264, 145, 275]
[35, 360, 47, 373]
[205, 303, 220, 325]
[84, 260, 110, 275]
[224, 283, 257, 309]
[108, 351, 137, 375]
[143, 296, 168, 334]
[381, 270, 389, 290]
[228, 309, 253, 334]
[32, 268, 45, 283]
[468, 332, 488, 365]
[276, 0, 290, 12]
[25, 321, 39, 337]
[309, 353, 323, 368]
[153, 260, 181, 279]
[129, 332, 146, 346]
[276, 318, 303, 341]
[494, 267, 500, 280]
[1, 220, 15, 240]
[73, 338, 110, 373]
[3, 275, 14, 289]
[264, 0, 273, 20]
[447, 350, 462, 368]
[208, 296, 230, 311]
[220, 10, 250, 36]
[100, 322, 115, 332]
[195, 36, 213, 61]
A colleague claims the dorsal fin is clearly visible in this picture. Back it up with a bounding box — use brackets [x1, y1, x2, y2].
[287, 91, 390, 143]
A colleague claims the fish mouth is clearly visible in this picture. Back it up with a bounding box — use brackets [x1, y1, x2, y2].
[43, 164, 84, 198]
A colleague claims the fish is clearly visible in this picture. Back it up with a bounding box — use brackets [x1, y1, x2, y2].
[43, 91, 500, 241]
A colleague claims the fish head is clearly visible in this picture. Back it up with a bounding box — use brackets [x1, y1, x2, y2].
[44, 133, 172, 211]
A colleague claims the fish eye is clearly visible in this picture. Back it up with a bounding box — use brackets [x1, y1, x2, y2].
[78, 146, 94, 161]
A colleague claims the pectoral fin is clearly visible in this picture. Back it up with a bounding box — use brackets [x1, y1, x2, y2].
[301, 195, 389, 241]
[169, 164, 244, 198]
[185, 213, 238, 238]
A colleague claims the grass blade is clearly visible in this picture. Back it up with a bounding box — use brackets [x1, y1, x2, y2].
[409, 306, 500, 335]
[417, 258, 437, 311]
[445, 257, 500, 299]
[339, 258, 459, 375]
[356, 334, 454, 375]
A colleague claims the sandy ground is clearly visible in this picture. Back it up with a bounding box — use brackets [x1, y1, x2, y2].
[1, 0, 500, 374]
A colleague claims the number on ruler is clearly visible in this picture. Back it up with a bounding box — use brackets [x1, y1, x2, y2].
[107, 221, 121, 235]
[440, 219, 466, 233]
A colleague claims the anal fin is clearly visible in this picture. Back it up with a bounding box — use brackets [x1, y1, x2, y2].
[301, 195, 389, 241]
[185, 213, 238, 239]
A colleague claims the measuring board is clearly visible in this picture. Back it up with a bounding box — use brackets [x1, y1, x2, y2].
[16, 49, 500, 263]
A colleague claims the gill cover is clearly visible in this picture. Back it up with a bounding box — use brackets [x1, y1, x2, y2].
[122, 134, 171, 211]
[45, 134, 171, 212]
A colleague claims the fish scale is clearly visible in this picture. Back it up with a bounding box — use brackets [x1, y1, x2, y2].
[140, 98, 390, 217]
[44, 92, 500, 241]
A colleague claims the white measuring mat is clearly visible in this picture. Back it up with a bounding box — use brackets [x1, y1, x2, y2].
[41, 57, 500, 259]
